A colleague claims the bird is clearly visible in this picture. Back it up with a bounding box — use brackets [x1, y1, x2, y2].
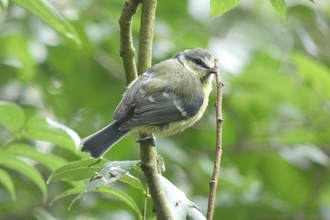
[81, 48, 217, 158]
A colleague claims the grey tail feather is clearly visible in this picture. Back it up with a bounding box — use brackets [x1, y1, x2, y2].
[81, 120, 130, 158]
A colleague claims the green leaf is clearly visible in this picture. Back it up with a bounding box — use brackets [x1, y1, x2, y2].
[0, 35, 36, 82]
[47, 158, 108, 183]
[12, 0, 81, 46]
[0, 101, 25, 132]
[0, 154, 47, 201]
[24, 117, 80, 152]
[210, 0, 241, 17]
[5, 143, 68, 171]
[96, 186, 142, 218]
[50, 185, 85, 206]
[46, 118, 81, 150]
[0, 168, 16, 200]
[73, 160, 140, 194]
[69, 160, 140, 211]
[269, 0, 287, 21]
[120, 173, 145, 193]
[67, 160, 141, 215]
[99, 160, 140, 177]
[49, 159, 143, 213]
[71, 185, 142, 218]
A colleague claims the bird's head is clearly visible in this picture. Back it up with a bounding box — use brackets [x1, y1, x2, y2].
[174, 48, 217, 83]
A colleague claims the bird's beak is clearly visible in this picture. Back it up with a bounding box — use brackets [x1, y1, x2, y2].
[208, 67, 218, 74]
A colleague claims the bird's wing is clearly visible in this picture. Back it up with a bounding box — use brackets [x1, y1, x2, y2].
[119, 91, 204, 130]
[113, 69, 154, 121]
[113, 62, 176, 120]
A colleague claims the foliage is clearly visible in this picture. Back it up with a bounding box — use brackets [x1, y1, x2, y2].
[0, 0, 329, 219]
[210, 0, 242, 17]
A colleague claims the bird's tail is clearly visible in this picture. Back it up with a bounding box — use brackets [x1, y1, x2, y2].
[81, 120, 130, 158]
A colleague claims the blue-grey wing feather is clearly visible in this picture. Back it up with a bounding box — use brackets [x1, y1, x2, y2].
[113, 69, 153, 120]
[119, 92, 203, 130]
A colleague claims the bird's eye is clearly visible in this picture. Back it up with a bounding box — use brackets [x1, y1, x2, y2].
[194, 59, 202, 65]
[194, 58, 208, 69]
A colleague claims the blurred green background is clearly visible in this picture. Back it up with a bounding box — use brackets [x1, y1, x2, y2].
[0, 0, 330, 219]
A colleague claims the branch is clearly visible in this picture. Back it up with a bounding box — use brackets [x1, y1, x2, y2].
[119, 0, 141, 85]
[137, 0, 157, 74]
[119, 0, 172, 218]
[206, 59, 223, 220]
[140, 135, 173, 220]
[137, 0, 173, 219]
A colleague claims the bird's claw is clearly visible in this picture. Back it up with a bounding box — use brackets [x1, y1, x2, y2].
[136, 136, 157, 146]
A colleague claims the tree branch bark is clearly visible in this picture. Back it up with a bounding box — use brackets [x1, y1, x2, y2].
[206, 59, 223, 220]
[119, 0, 140, 85]
[119, 0, 173, 219]
[139, 134, 173, 220]
[137, 0, 173, 219]
[137, 0, 157, 74]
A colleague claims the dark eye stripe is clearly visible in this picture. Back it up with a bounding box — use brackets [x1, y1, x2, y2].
[194, 59, 208, 69]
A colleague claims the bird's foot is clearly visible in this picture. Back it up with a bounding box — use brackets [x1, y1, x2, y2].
[136, 135, 157, 146]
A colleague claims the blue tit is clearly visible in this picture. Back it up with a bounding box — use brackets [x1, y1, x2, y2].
[81, 48, 217, 158]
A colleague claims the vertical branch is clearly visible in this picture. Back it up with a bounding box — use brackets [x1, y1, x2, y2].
[119, 0, 141, 85]
[137, 0, 173, 218]
[137, 0, 157, 74]
[140, 135, 173, 220]
[206, 59, 223, 220]
[119, 0, 172, 218]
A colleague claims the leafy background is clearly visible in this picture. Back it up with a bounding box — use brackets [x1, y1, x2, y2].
[0, 0, 330, 219]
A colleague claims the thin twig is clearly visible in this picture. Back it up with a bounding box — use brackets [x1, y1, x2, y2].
[119, 0, 141, 85]
[142, 187, 149, 220]
[206, 59, 223, 220]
